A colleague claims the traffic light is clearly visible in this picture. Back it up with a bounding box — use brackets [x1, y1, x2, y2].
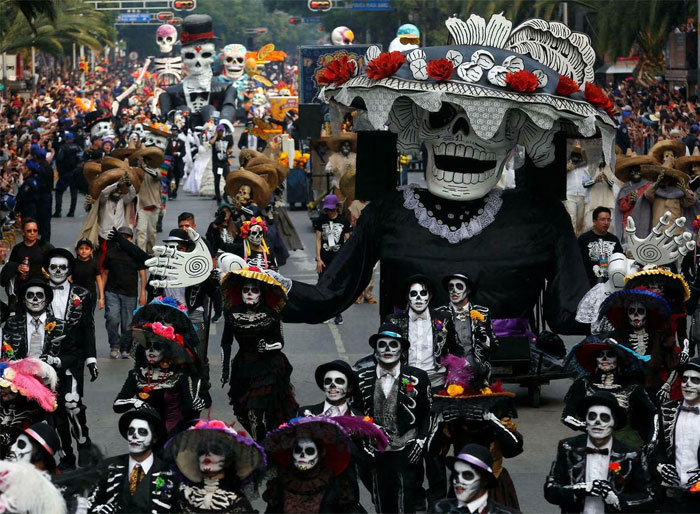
[168, 17, 182, 25]
[79, 60, 89, 73]
[288, 17, 302, 24]
[172, 0, 195, 11]
[308, 0, 331, 11]
[157, 12, 173, 21]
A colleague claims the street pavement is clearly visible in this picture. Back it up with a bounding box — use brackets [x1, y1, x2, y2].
[47, 173, 576, 513]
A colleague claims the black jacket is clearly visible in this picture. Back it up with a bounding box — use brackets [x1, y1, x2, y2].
[657, 398, 700, 467]
[50, 283, 96, 374]
[434, 497, 522, 514]
[384, 308, 459, 367]
[1, 311, 70, 366]
[297, 402, 364, 418]
[158, 79, 236, 126]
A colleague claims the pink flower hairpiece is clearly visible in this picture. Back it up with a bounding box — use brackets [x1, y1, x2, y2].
[143, 322, 184, 346]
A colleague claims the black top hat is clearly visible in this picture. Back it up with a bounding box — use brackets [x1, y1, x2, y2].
[19, 279, 53, 306]
[180, 14, 218, 46]
[448, 443, 497, 488]
[314, 360, 359, 392]
[118, 408, 166, 447]
[678, 357, 700, 376]
[368, 322, 410, 351]
[83, 109, 110, 131]
[24, 423, 60, 471]
[441, 273, 475, 296]
[577, 391, 627, 430]
[43, 248, 76, 273]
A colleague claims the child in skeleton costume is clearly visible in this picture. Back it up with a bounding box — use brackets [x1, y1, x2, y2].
[356, 323, 432, 513]
[564, 144, 591, 237]
[429, 354, 523, 510]
[87, 409, 175, 514]
[263, 416, 363, 514]
[544, 392, 653, 514]
[0, 358, 57, 459]
[434, 273, 495, 385]
[167, 419, 265, 513]
[614, 152, 656, 237]
[158, 15, 237, 127]
[220, 267, 297, 442]
[0, 460, 67, 514]
[434, 443, 522, 514]
[563, 337, 657, 448]
[43, 248, 97, 469]
[113, 297, 210, 436]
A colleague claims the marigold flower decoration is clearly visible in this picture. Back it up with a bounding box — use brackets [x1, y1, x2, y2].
[1, 342, 13, 358]
[240, 217, 268, 239]
[470, 310, 485, 322]
[505, 70, 538, 93]
[365, 51, 406, 80]
[44, 322, 56, 333]
[609, 462, 621, 474]
[584, 82, 614, 117]
[690, 482, 700, 493]
[363, 415, 374, 423]
[426, 58, 454, 82]
[319, 55, 356, 86]
[556, 75, 580, 96]
[277, 152, 290, 168]
[447, 384, 465, 397]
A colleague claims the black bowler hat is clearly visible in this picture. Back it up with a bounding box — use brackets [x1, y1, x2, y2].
[180, 14, 219, 46]
[23, 423, 61, 471]
[441, 273, 475, 296]
[314, 360, 358, 392]
[19, 279, 53, 306]
[43, 248, 76, 273]
[368, 322, 410, 351]
[119, 408, 166, 447]
[578, 391, 627, 430]
[83, 109, 110, 131]
[447, 443, 498, 488]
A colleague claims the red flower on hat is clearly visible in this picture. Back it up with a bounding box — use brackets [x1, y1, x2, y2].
[505, 70, 538, 93]
[556, 75, 580, 96]
[584, 82, 614, 116]
[319, 56, 356, 86]
[365, 51, 406, 80]
[426, 58, 454, 82]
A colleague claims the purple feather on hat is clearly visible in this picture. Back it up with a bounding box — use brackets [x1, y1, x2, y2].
[332, 415, 389, 452]
[441, 354, 474, 388]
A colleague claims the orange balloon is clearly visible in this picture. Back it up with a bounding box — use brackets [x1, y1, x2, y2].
[245, 57, 258, 76]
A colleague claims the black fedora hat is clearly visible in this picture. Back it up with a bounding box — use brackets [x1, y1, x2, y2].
[314, 360, 359, 392]
[43, 248, 76, 273]
[678, 357, 700, 376]
[19, 279, 53, 306]
[578, 391, 626, 430]
[23, 423, 60, 471]
[118, 408, 166, 447]
[368, 322, 410, 350]
[84, 109, 110, 131]
[447, 443, 497, 488]
[441, 273, 475, 296]
[180, 14, 219, 46]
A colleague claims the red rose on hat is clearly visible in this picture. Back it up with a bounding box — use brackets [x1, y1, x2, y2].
[556, 75, 580, 96]
[365, 51, 406, 80]
[584, 82, 614, 116]
[505, 70, 538, 93]
[319, 56, 356, 87]
[426, 58, 454, 82]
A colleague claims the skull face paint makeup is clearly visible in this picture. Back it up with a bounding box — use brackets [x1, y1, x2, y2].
[293, 437, 319, 471]
[198, 451, 226, 476]
[452, 460, 483, 504]
[242, 281, 261, 306]
[448, 278, 469, 306]
[375, 337, 402, 365]
[585, 405, 614, 442]
[127, 419, 153, 455]
[408, 283, 430, 314]
[596, 349, 618, 373]
[24, 286, 47, 314]
[681, 369, 700, 404]
[7, 434, 33, 464]
[145, 340, 166, 365]
[48, 256, 70, 285]
[323, 370, 348, 402]
[627, 301, 647, 330]
[248, 225, 264, 246]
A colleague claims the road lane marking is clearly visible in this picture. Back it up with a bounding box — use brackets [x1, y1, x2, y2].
[328, 323, 348, 361]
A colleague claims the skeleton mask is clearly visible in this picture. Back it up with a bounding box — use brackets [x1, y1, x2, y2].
[452, 460, 483, 504]
[24, 286, 47, 314]
[236, 185, 251, 204]
[627, 301, 647, 330]
[145, 340, 165, 365]
[596, 349, 618, 373]
[323, 370, 348, 402]
[630, 168, 643, 182]
[90, 120, 115, 140]
[340, 141, 352, 156]
[7, 434, 33, 464]
[198, 450, 225, 476]
[585, 405, 614, 442]
[222, 44, 247, 80]
[248, 225, 264, 246]
[420, 104, 516, 200]
[47, 256, 70, 285]
[156, 24, 177, 54]
[127, 419, 153, 454]
[242, 280, 261, 306]
[681, 369, 700, 404]
[182, 42, 216, 77]
[375, 337, 402, 364]
[132, 123, 146, 142]
[293, 437, 319, 471]
[408, 283, 430, 314]
[251, 92, 267, 107]
[143, 133, 169, 151]
[448, 278, 469, 306]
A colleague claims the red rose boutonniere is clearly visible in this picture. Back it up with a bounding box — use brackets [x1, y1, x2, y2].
[71, 293, 81, 308]
[505, 70, 538, 93]
[366, 51, 406, 80]
[609, 462, 621, 474]
[319, 56, 356, 87]
[556, 75, 580, 96]
[426, 58, 454, 82]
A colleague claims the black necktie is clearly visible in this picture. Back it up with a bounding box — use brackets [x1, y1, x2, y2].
[586, 447, 609, 455]
[681, 405, 700, 414]
[51, 285, 64, 290]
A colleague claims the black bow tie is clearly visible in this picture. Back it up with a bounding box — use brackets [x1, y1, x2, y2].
[681, 405, 700, 414]
[586, 447, 609, 455]
[51, 285, 64, 290]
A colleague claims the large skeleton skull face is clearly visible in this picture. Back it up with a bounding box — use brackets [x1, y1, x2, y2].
[91, 120, 115, 140]
[182, 42, 216, 77]
[627, 301, 647, 330]
[420, 103, 516, 200]
[323, 370, 349, 402]
[596, 349, 618, 373]
[408, 283, 430, 314]
[585, 405, 614, 442]
[156, 24, 177, 54]
[681, 369, 700, 404]
[248, 225, 264, 246]
[7, 434, 33, 464]
[375, 337, 402, 365]
[48, 256, 70, 285]
[143, 132, 169, 151]
[453, 460, 483, 504]
[222, 44, 246, 79]
[24, 286, 47, 314]
[293, 437, 319, 471]
[127, 419, 153, 455]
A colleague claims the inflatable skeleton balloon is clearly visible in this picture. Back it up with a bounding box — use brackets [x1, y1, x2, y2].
[331, 26, 354, 45]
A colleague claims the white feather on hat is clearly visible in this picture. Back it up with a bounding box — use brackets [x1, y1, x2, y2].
[0, 461, 67, 514]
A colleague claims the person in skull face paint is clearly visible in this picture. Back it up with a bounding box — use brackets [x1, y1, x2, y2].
[236, 217, 277, 271]
[544, 392, 653, 514]
[210, 125, 233, 204]
[7, 423, 60, 473]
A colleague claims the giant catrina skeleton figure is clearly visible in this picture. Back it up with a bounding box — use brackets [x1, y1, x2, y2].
[150, 13, 693, 333]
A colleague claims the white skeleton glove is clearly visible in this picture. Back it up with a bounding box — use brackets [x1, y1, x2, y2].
[146, 228, 213, 289]
[688, 468, 700, 486]
[563, 415, 587, 431]
[407, 438, 425, 464]
[41, 355, 61, 368]
[657, 463, 681, 486]
[625, 212, 694, 266]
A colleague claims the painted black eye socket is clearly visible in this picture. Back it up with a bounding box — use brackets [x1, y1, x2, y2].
[16, 439, 26, 450]
[201, 52, 213, 59]
[459, 470, 475, 481]
[184, 52, 195, 59]
[428, 103, 457, 129]
[137, 428, 149, 436]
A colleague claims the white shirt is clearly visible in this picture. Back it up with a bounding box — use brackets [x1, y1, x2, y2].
[675, 402, 700, 485]
[98, 183, 137, 239]
[25, 312, 47, 358]
[50, 282, 70, 320]
[583, 437, 612, 514]
[567, 164, 591, 197]
[459, 491, 488, 513]
[128, 453, 154, 476]
[408, 310, 434, 372]
[322, 401, 348, 417]
[376, 364, 400, 398]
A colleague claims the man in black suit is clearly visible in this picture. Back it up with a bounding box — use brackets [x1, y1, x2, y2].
[298, 360, 362, 417]
[87, 409, 175, 513]
[357, 323, 432, 513]
[544, 392, 653, 513]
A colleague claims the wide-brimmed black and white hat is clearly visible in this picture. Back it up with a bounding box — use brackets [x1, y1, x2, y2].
[320, 13, 617, 166]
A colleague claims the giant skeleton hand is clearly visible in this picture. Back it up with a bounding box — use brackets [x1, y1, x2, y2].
[146, 228, 213, 289]
[625, 212, 694, 266]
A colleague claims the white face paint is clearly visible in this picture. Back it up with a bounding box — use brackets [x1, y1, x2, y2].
[7, 434, 33, 464]
[596, 349, 618, 373]
[323, 370, 348, 402]
[248, 225, 264, 246]
[627, 301, 647, 330]
[585, 405, 614, 442]
[24, 286, 47, 314]
[453, 460, 483, 504]
[375, 337, 402, 365]
[181, 42, 216, 77]
[681, 369, 700, 404]
[448, 278, 468, 306]
[156, 24, 177, 54]
[408, 283, 430, 313]
[48, 256, 70, 285]
[127, 419, 153, 454]
[222, 44, 247, 79]
[198, 451, 225, 476]
[143, 133, 169, 151]
[241, 280, 261, 306]
[145, 340, 165, 365]
[90, 120, 115, 140]
[293, 437, 319, 471]
[132, 123, 146, 142]
[420, 104, 516, 200]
